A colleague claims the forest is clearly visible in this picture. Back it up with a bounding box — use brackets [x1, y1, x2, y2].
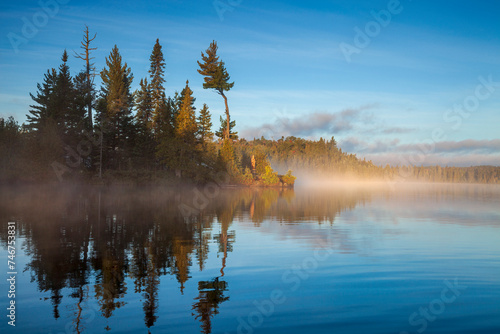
[0, 27, 499, 185]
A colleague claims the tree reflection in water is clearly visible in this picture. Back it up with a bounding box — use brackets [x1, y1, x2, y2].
[0, 184, 374, 333]
[192, 277, 230, 334]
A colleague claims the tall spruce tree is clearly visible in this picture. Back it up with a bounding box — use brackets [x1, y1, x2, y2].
[53, 50, 77, 138]
[176, 80, 197, 142]
[149, 39, 167, 133]
[197, 41, 234, 140]
[98, 45, 134, 170]
[54, 51, 89, 151]
[197, 104, 213, 143]
[26, 53, 77, 179]
[27, 68, 58, 132]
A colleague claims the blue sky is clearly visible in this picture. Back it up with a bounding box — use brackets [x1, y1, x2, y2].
[1, 0, 499, 166]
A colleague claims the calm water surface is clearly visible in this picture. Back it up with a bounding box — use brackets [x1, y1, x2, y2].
[0, 183, 499, 334]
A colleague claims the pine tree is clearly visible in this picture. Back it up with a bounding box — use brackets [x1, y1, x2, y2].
[26, 51, 88, 177]
[53, 50, 75, 133]
[175, 80, 197, 142]
[100, 45, 133, 117]
[26, 65, 64, 179]
[197, 41, 234, 140]
[55, 51, 88, 149]
[27, 50, 78, 137]
[175, 80, 199, 176]
[176, 83, 196, 112]
[134, 78, 153, 130]
[149, 39, 167, 133]
[215, 115, 237, 140]
[98, 45, 134, 170]
[197, 104, 213, 143]
[27, 68, 58, 132]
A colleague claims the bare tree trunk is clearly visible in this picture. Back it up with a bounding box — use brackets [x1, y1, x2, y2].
[75, 26, 97, 170]
[221, 92, 230, 140]
[75, 26, 97, 129]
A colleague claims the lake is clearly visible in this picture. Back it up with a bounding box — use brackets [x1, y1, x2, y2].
[0, 183, 499, 334]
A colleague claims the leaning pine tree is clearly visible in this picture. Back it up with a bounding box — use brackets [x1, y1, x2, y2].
[197, 41, 234, 140]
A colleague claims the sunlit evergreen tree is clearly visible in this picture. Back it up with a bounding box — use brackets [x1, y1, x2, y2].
[97, 45, 134, 171]
[197, 40, 234, 140]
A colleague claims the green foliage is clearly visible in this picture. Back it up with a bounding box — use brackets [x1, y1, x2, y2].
[239, 167, 254, 186]
[197, 41, 234, 94]
[0, 117, 23, 181]
[175, 80, 197, 142]
[282, 170, 296, 185]
[177, 82, 196, 112]
[155, 97, 177, 170]
[197, 104, 213, 143]
[100, 45, 134, 117]
[149, 38, 166, 127]
[197, 40, 234, 141]
[218, 139, 241, 181]
[27, 68, 58, 132]
[261, 165, 280, 186]
[252, 150, 269, 176]
[215, 115, 238, 140]
[134, 78, 153, 130]
[98, 45, 135, 170]
[24, 51, 92, 178]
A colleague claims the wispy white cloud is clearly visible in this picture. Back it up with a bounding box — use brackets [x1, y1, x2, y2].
[340, 138, 500, 167]
[239, 102, 421, 140]
[240, 104, 378, 139]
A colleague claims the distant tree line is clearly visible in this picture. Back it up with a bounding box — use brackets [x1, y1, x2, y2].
[238, 136, 500, 184]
